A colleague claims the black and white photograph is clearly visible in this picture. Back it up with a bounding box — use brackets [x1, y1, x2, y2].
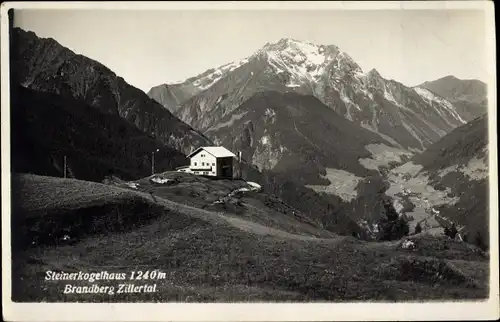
[1, 1, 498, 321]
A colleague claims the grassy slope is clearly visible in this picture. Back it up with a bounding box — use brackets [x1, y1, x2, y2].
[11, 174, 489, 302]
[132, 172, 334, 238]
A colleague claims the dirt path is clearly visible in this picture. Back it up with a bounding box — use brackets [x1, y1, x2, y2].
[132, 188, 346, 243]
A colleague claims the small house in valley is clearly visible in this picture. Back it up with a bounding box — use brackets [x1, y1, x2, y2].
[176, 146, 237, 178]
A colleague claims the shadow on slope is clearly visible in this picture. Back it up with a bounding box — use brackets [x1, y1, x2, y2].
[11, 27, 211, 155]
[10, 86, 187, 182]
[11, 174, 169, 249]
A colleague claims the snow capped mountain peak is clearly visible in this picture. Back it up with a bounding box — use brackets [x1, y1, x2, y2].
[254, 38, 364, 87]
[149, 35, 476, 154]
[258, 38, 340, 62]
[261, 37, 333, 50]
[166, 38, 364, 94]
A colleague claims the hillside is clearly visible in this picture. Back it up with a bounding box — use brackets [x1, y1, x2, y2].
[412, 114, 488, 172]
[10, 85, 187, 182]
[11, 173, 489, 302]
[207, 91, 389, 180]
[11, 27, 212, 155]
[418, 76, 487, 122]
[384, 115, 489, 248]
[147, 83, 201, 114]
[204, 91, 418, 227]
[148, 170, 365, 238]
[152, 38, 468, 152]
[130, 172, 347, 237]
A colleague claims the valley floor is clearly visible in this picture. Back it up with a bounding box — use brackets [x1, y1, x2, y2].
[10, 173, 489, 302]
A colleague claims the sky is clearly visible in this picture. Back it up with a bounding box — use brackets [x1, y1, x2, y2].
[13, 7, 490, 93]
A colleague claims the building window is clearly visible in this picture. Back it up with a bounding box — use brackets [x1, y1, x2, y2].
[212, 163, 215, 166]
[202, 162, 205, 166]
[204, 171, 208, 175]
[201, 154, 205, 157]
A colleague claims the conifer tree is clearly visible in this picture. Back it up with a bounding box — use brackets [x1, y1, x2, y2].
[414, 222, 422, 234]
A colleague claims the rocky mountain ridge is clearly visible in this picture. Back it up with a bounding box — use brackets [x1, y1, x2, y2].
[11, 27, 212, 156]
[150, 38, 470, 152]
[418, 75, 487, 122]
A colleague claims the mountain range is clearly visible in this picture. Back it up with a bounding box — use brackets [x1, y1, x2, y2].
[148, 38, 484, 154]
[10, 27, 490, 248]
[147, 37, 489, 233]
[10, 28, 367, 238]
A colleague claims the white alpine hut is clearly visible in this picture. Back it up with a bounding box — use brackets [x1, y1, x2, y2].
[176, 146, 237, 178]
